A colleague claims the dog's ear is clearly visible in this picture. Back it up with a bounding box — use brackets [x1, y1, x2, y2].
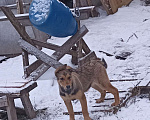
[55, 64, 67, 77]
[66, 66, 74, 72]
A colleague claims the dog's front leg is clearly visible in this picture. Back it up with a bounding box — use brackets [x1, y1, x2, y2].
[79, 94, 91, 120]
[64, 100, 75, 120]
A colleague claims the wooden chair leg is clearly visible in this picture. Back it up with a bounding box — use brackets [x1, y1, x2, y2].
[20, 93, 36, 119]
[6, 97, 17, 120]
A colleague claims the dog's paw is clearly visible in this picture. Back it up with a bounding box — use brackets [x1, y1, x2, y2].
[111, 102, 119, 106]
[95, 99, 104, 103]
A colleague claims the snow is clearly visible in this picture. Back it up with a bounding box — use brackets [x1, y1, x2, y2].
[30, 0, 52, 21]
[0, 0, 150, 119]
[0, 56, 6, 61]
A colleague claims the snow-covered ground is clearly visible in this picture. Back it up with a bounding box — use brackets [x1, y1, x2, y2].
[0, 0, 150, 119]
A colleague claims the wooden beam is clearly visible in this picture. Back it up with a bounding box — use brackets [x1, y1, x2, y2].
[20, 93, 36, 119]
[27, 63, 50, 81]
[18, 39, 63, 69]
[31, 39, 60, 50]
[20, 82, 37, 95]
[52, 25, 88, 60]
[22, 49, 29, 78]
[81, 39, 91, 54]
[16, 0, 24, 14]
[0, 3, 30, 10]
[26, 60, 43, 75]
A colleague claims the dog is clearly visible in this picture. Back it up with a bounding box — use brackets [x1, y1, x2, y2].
[55, 58, 120, 120]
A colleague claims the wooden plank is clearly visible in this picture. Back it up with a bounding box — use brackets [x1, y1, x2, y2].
[20, 93, 36, 119]
[71, 46, 78, 65]
[22, 49, 30, 78]
[81, 39, 91, 54]
[6, 97, 17, 120]
[52, 25, 88, 60]
[31, 39, 60, 51]
[0, 14, 32, 26]
[26, 60, 43, 75]
[77, 39, 83, 59]
[0, 6, 35, 45]
[0, 3, 30, 9]
[16, 0, 24, 14]
[31, 39, 76, 56]
[18, 39, 63, 69]
[20, 82, 37, 95]
[27, 63, 50, 81]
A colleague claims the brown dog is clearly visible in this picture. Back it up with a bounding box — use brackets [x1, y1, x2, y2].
[55, 58, 120, 120]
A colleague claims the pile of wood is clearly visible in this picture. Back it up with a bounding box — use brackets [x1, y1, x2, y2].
[101, 0, 133, 14]
[72, 0, 133, 15]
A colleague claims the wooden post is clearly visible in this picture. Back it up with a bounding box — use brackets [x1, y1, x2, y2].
[16, 0, 30, 78]
[6, 97, 17, 120]
[22, 49, 29, 78]
[20, 93, 36, 119]
[16, 0, 24, 14]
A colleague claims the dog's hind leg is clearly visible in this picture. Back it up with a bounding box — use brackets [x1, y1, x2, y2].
[91, 83, 106, 103]
[105, 84, 120, 106]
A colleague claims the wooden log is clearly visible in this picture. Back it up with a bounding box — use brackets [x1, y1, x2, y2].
[6, 97, 17, 120]
[0, 3, 30, 10]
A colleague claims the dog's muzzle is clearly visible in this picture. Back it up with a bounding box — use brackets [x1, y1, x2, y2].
[65, 85, 72, 94]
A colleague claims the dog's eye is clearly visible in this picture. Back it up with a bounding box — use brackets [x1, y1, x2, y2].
[60, 78, 64, 81]
[68, 76, 71, 80]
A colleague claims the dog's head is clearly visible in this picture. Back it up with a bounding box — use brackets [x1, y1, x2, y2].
[55, 64, 74, 93]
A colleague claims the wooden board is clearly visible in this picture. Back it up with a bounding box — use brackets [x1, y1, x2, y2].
[19, 25, 88, 69]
